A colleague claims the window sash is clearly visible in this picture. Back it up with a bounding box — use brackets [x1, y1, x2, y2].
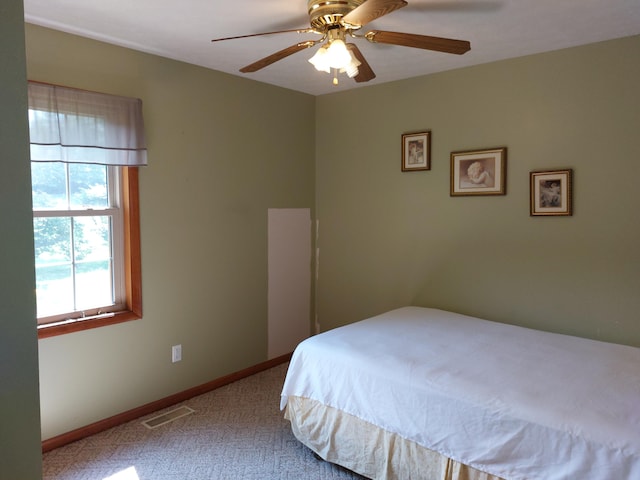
[33, 166, 126, 325]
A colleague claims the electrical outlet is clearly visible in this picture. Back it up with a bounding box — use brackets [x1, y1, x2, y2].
[171, 344, 182, 363]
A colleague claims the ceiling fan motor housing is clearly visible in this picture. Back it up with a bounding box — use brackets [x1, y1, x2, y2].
[308, 0, 365, 30]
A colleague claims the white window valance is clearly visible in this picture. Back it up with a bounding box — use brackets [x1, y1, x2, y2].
[28, 81, 148, 166]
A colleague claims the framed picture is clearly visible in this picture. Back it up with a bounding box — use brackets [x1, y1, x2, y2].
[450, 147, 507, 196]
[530, 169, 573, 216]
[401, 131, 431, 171]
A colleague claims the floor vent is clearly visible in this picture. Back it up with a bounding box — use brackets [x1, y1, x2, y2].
[141, 405, 195, 429]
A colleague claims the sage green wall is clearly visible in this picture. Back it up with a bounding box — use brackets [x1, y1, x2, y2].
[0, 2, 42, 478]
[22, 21, 640, 443]
[25, 24, 315, 440]
[315, 35, 640, 347]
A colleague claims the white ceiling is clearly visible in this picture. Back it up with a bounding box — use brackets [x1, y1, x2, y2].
[24, 0, 640, 96]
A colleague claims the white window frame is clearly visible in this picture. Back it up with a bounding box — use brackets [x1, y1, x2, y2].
[32, 164, 128, 325]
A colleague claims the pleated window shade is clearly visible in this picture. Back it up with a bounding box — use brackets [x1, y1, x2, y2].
[27, 81, 148, 166]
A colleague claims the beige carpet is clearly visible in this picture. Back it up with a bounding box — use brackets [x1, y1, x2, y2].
[42, 363, 365, 479]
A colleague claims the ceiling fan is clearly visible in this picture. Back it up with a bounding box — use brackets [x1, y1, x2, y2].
[211, 0, 471, 85]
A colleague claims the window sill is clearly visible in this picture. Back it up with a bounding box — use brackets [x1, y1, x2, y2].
[37, 309, 141, 339]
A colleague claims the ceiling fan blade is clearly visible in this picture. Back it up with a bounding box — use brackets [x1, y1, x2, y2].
[365, 30, 470, 54]
[262, 15, 312, 33]
[239, 41, 316, 73]
[347, 44, 376, 83]
[409, 1, 502, 13]
[212, 29, 314, 43]
[342, 0, 408, 27]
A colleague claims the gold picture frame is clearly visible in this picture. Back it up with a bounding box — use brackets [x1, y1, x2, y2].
[450, 147, 507, 196]
[530, 169, 573, 216]
[402, 131, 431, 171]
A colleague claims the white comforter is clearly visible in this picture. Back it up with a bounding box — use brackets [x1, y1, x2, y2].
[281, 307, 640, 480]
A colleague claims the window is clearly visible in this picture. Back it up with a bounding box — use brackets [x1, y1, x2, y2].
[28, 82, 146, 338]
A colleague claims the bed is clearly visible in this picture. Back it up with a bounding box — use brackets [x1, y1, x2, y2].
[280, 307, 640, 480]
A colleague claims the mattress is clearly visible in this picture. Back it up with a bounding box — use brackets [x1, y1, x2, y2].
[280, 307, 640, 480]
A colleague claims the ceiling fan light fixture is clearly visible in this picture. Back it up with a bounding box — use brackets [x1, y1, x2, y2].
[326, 39, 351, 69]
[342, 60, 360, 78]
[309, 38, 361, 80]
[342, 48, 361, 78]
[308, 45, 331, 73]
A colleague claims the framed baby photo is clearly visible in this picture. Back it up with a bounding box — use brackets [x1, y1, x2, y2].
[450, 147, 507, 196]
[401, 131, 431, 171]
[530, 169, 573, 216]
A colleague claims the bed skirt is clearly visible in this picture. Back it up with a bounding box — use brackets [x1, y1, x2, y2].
[284, 395, 505, 480]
